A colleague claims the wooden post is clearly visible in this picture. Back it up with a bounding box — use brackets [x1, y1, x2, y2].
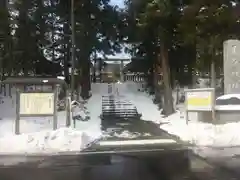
[120, 60, 124, 82]
[66, 89, 71, 127]
[212, 89, 216, 123]
[15, 88, 20, 134]
[185, 91, 189, 125]
[53, 84, 59, 130]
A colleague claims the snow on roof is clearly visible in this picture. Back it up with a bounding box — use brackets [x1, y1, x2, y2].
[2, 77, 66, 85]
[216, 94, 240, 106]
[216, 94, 240, 100]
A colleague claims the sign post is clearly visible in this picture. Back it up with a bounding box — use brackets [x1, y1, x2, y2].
[185, 88, 215, 124]
[223, 39, 240, 94]
[19, 93, 55, 116]
[1, 77, 69, 134]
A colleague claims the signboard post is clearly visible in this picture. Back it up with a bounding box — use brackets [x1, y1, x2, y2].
[1, 77, 69, 134]
[185, 88, 215, 124]
[19, 93, 55, 116]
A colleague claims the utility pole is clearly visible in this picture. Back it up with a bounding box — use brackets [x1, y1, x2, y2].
[70, 0, 76, 100]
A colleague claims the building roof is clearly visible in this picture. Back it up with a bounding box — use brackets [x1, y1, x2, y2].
[102, 62, 121, 73]
[123, 59, 150, 73]
[2, 77, 67, 86]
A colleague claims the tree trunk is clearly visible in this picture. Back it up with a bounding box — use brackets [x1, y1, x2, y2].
[154, 59, 161, 104]
[209, 39, 216, 90]
[93, 60, 96, 83]
[63, 22, 71, 84]
[51, 15, 55, 64]
[99, 59, 103, 82]
[160, 43, 174, 116]
[93, 53, 97, 83]
[210, 60, 216, 89]
[80, 57, 91, 99]
[63, 43, 70, 84]
[146, 67, 153, 89]
[76, 69, 81, 101]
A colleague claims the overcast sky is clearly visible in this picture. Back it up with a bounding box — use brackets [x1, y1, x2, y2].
[110, 0, 125, 8]
[96, 0, 130, 60]
[102, 0, 130, 60]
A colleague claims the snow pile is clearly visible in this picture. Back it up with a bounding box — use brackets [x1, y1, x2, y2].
[161, 112, 240, 148]
[217, 94, 240, 100]
[0, 84, 107, 155]
[215, 94, 240, 110]
[0, 128, 102, 154]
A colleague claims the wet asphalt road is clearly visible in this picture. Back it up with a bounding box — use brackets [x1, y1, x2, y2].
[0, 156, 172, 180]
[1, 154, 240, 180]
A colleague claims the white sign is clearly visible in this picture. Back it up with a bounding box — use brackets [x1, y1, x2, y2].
[186, 91, 213, 111]
[25, 85, 53, 92]
[20, 93, 54, 115]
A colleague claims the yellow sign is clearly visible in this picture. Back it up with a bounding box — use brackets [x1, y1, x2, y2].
[186, 91, 213, 111]
[187, 97, 211, 106]
[20, 93, 54, 115]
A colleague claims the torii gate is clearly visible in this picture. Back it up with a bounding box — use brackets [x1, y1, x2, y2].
[94, 58, 131, 82]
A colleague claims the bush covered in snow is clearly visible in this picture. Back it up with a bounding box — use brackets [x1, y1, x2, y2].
[57, 99, 66, 111]
[71, 100, 90, 121]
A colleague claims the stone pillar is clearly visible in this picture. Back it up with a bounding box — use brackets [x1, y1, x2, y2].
[223, 39, 240, 94]
[120, 60, 124, 82]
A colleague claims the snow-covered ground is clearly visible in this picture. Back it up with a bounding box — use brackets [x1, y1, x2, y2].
[0, 89, 103, 155]
[0, 127, 101, 154]
[1, 82, 240, 162]
[113, 82, 163, 121]
[161, 111, 231, 146]
[112, 82, 240, 159]
[158, 101, 240, 159]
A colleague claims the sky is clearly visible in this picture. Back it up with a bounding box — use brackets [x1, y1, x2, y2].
[110, 0, 125, 8]
[106, 0, 130, 60]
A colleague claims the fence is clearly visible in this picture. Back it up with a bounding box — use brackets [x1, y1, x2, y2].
[124, 73, 146, 82]
[0, 84, 12, 97]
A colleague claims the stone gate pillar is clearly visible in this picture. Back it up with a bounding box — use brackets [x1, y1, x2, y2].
[223, 39, 240, 94]
[120, 60, 124, 82]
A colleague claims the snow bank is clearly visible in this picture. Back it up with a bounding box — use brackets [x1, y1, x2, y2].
[0, 84, 105, 155]
[215, 105, 240, 111]
[215, 94, 240, 110]
[161, 112, 240, 148]
[0, 110, 75, 136]
[216, 94, 240, 100]
[0, 128, 102, 154]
